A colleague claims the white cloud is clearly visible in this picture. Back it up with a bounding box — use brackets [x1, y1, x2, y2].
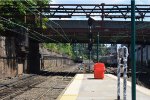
[51, 0, 148, 4]
[135, 0, 150, 4]
[50, 0, 149, 20]
[51, 0, 126, 4]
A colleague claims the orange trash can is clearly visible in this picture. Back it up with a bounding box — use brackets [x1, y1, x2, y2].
[94, 63, 105, 79]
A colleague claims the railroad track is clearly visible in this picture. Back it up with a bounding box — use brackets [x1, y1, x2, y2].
[0, 64, 62, 92]
[0, 74, 36, 91]
[0, 64, 76, 100]
[35, 66, 79, 100]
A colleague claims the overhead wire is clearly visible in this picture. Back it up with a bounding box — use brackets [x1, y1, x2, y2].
[0, 18, 45, 42]
[2, 2, 150, 44]
[0, 18, 46, 42]
[2, 2, 149, 46]
[2, 26, 44, 42]
[0, 2, 62, 43]
[29, 0, 71, 42]
[0, 16, 43, 42]
[0, 2, 74, 70]
[0, 16, 60, 43]
[24, 0, 71, 42]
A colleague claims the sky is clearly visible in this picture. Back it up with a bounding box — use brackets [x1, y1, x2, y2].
[50, 0, 149, 46]
[51, 0, 149, 4]
[50, 0, 150, 20]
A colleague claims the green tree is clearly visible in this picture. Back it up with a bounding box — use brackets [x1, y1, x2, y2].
[0, 0, 50, 29]
[43, 43, 73, 57]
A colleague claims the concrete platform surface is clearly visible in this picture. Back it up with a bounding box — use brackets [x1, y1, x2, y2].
[57, 74, 150, 100]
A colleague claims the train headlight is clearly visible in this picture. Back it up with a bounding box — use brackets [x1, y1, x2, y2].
[79, 56, 82, 58]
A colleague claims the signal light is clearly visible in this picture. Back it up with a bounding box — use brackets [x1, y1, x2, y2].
[88, 32, 93, 38]
[88, 41, 93, 51]
[88, 17, 94, 26]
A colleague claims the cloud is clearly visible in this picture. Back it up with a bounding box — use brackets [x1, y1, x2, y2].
[52, 0, 121, 4]
[51, 0, 126, 4]
[51, 0, 148, 4]
[136, 0, 150, 4]
[50, 0, 149, 20]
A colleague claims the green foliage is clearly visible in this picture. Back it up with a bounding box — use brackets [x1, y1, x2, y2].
[0, 23, 4, 31]
[36, 17, 49, 29]
[0, 0, 50, 29]
[0, 0, 27, 14]
[43, 43, 73, 57]
[99, 44, 108, 56]
[43, 43, 109, 60]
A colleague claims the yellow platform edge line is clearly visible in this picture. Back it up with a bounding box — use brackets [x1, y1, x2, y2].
[57, 74, 84, 100]
[59, 95, 77, 100]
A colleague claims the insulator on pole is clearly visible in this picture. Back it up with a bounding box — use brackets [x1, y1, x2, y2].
[88, 17, 94, 26]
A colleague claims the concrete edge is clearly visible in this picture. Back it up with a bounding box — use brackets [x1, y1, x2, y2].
[106, 74, 150, 96]
[56, 74, 78, 100]
[57, 74, 84, 100]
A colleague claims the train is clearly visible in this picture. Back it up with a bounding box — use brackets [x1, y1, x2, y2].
[98, 55, 117, 67]
[73, 56, 83, 63]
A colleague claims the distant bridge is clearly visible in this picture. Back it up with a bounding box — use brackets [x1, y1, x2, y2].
[1, 4, 150, 44]
[37, 20, 150, 44]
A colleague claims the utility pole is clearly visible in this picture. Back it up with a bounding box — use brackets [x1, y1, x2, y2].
[88, 17, 94, 72]
[97, 32, 99, 62]
[131, 0, 136, 100]
[24, 12, 29, 73]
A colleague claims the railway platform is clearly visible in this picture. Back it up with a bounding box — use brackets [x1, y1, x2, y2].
[57, 74, 150, 100]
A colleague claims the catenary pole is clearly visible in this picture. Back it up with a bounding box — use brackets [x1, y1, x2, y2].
[131, 0, 136, 100]
[97, 32, 99, 62]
